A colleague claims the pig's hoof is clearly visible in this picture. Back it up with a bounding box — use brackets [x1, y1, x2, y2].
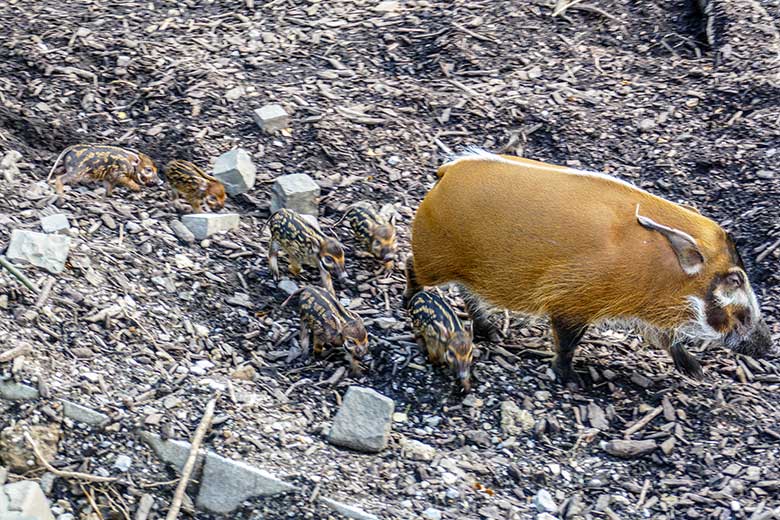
[552, 358, 583, 387]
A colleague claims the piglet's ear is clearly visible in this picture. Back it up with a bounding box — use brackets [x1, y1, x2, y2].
[636, 205, 704, 276]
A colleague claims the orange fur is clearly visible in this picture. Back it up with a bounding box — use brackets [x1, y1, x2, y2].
[416, 154, 737, 331]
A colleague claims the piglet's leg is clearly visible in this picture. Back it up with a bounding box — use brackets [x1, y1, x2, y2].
[268, 240, 281, 281]
[299, 321, 311, 358]
[653, 331, 704, 380]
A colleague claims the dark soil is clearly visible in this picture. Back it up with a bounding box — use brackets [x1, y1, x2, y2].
[1, 1, 779, 519]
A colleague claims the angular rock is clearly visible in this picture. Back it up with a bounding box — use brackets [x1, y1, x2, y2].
[602, 439, 657, 459]
[320, 497, 379, 520]
[113, 454, 132, 472]
[0, 424, 60, 473]
[170, 220, 196, 244]
[587, 403, 609, 430]
[534, 489, 558, 513]
[6, 230, 72, 274]
[61, 400, 109, 427]
[277, 279, 299, 296]
[422, 507, 442, 520]
[537, 514, 559, 520]
[196, 452, 296, 514]
[328, 386, 394, 453]
[0, 381, 39, 401]
[40, 214, 70, 233]
[212, 148, 256, 196]
[270, 173, 320, 216]
[500, 400, 535, 436]
[401, 438, 436, 461]
[181, 214, 240, 239]
[2, 481, 55, 520]
[253, 104, 290, 133]
[1, 150, 22, 181]
[140, 432, 200, 473]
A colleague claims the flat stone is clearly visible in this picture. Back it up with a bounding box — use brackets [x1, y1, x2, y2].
[500, 400, 535, 435]
[537, 514, 559, 520]
[61, 400, 109, 427]
[320, 497, 379, 520]
[328, 386, 394, 453]
[40, 214, 70, 233]
[602, 439, 657, 459]
[1, 150, 22, 181]
[195, 452, 296, 514]
[212, 148, 256, 196]
[113, 454, 132, 472]
[0, 381, 39, 401]
[401, 438, 436, 461]
[6, 230, 72, 274]
[422, 507, 442, 520]
[140, 432, 201, 473]
[181, 214, 240, 239]
[270, 173, 320, 216]
[253, 104, 290, 133]
[170, 220, 195, 244]
[277, 279, 299, 296]
[374, 0, 400, 12]
[3, 481, 55, 520]
[534, 489, 558, 513]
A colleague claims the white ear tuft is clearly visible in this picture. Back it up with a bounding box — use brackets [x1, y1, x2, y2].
[636, 205, 704, 276]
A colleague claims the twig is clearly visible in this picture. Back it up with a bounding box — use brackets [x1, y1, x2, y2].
[636, 478, 651, 508]
[452, 22, 499, 43]
[24, 431, 117, 483]
[0, 343, 32, 363]
[756, 238, 780, 263]
[552, 0, 585, 17]
[623, 406, 663, 438]
[567, 4, 623, 23]
[35, 277, 56, 307]
[0, 256, 40, 293]
[81, 484, 105, 520]
[165, 395, 219, 520]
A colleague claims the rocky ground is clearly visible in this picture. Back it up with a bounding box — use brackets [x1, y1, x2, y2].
[1, 0, 780, 519]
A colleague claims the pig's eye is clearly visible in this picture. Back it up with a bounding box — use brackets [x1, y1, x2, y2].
[321, 257, 334, 267]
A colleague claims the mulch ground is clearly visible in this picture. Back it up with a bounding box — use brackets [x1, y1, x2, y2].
[1, 0, 779, 519]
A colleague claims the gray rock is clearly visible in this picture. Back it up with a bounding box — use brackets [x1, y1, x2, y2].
[170, 220, 196, 244]
[277, 279, 299, 296]
[61, 400, 109, 427]
[0, 381, 40, 401]
[6, 230, 72, 274]
[1, 150, 22, 181]
[40, 214, 70, 234]
[320, 497, 379, 520]
[328, 386, 394, 453]
[534, 489, 558, 513]
[253, 104, 290, 133]
[212, 148, 256, 196]
[140, 432, 201, 473]
[270, 174, 320, 217]
[195, 451, 295, 514]
[537, 514, 559, 520]
[422, 507, 442, 520]
[401, 438, 436, 461]
[602, 439, 657, 459]
[3, 481, 55, 520]
[181, 214, 240, 239]
[113, 454, 132, 472]
[500, 400, 535, 435]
